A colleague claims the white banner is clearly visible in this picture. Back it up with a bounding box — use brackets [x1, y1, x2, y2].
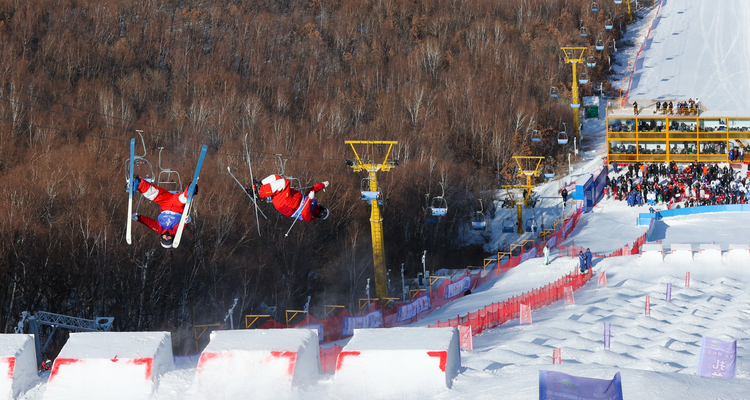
[340, 310, 383, 337]
[396, 295, 432, 322]
[444, 276, 471, 300]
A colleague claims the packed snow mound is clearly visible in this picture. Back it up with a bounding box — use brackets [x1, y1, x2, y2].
[332, 327, 460, 399]
[189, 329, 320, 400]
[44, 332, 173, 400]
[0, 335, 37, 400]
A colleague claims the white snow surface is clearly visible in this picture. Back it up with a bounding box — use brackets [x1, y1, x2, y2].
[626, 0, 750, 116]
[13, 1, 750, 399]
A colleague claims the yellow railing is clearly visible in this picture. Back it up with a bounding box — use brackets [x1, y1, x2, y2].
[245, 315, 271, 329]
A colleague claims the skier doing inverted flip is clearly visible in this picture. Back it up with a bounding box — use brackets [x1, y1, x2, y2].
[130, 176, 197, 248]
[253, 174, 330, 221]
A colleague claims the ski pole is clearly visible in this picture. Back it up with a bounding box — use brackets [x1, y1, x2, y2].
[227, 167, 268, 219]
[285, 197, 310, 237]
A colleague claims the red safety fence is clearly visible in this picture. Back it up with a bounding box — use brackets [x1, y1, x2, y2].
[253, 205, 586, 344]
[560, 227, 649, 259]
[428, 268, 594, 335]
[319, 344, 343, 373]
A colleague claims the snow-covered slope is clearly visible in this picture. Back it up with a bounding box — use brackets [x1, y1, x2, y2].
[627, 0, 750, 116]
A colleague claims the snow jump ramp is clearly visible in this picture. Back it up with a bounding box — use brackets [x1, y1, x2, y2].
[0, 334, 37, 400]
[669, 244, 693, 266]
[640, 243, 664, 265]
[728, 244, 750, 267]
[698, 244, 722, 265]
[332, 327, 461, 399]
[44, 332, 174, 400]
[190, 329, 320, 399]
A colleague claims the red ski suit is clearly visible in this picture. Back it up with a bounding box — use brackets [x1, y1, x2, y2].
[134, 180, 189, 235]
[258, 175, 326, 221]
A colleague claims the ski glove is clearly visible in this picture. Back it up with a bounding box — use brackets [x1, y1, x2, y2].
[323, 181, 329, 188]
[309, 191, 315, 200]
[132, 213, 139, 221]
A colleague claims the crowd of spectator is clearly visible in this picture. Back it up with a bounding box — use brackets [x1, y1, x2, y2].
[605, 161, 750, 208]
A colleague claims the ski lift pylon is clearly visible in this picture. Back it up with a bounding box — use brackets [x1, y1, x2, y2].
[550, 86, 560, 98]
[531, 130, 542, 143]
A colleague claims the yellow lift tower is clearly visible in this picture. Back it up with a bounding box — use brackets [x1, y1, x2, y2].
[346, 141, 399, 301]
[501, 156, 545, 234]
[561, 47, 587, 141]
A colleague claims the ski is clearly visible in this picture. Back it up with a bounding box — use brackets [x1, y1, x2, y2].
[227, 166, 268, 220]
[243, 133, 262, 235]
[126, 138, 135, 245]
[172, 144, 208, 248]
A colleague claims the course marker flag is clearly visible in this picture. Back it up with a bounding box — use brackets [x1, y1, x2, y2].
[598, 271, 607, 287]
[552, 348, 561, 365]
[563, 286, 575, 305]
[697, 336, 736, 379]
[645, 295, 651, 316]
[666, 282, 672, 302]
[686, 271, 690, 287]
[539, 370, 623, 400]
[458, 325, 473, 351]
[604, 322, 611, 350]
[520, 304, 532, 325]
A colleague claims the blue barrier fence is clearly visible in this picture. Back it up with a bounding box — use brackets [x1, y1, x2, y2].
[638, 204, 750, 226]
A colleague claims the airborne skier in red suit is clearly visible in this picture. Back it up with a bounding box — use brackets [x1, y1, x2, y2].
[255, 174, 329, 221]
[130, 176, 197, 248]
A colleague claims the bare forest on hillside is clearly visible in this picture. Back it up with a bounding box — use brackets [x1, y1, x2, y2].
[0, 0, 638, 353]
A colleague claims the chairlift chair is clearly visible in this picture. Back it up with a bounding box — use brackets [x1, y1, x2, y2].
[550, 86, 560, 98]
[579, 25, 589, 37]
[525, 217, 538, 233]
[578, 70, 589, 85]
[471, 199, 487, 231]
[614, 0, 622, 4]
[430, 196, 448, 217]
[605, 13, 614, 29]
[595, 33, 605, 51]
[156, 147, 183, 192]
[360, 177, 381, 201]
[129, 130, 155, 184]
[501, 217, 515, 233]
[558, 123, 569, 144]
[544, 165, 555, 179]
[275, 154, 302, 190]
[586, 55, 596, 68]
[591, 1, 600, 12]
[531, 130, 542, 143]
